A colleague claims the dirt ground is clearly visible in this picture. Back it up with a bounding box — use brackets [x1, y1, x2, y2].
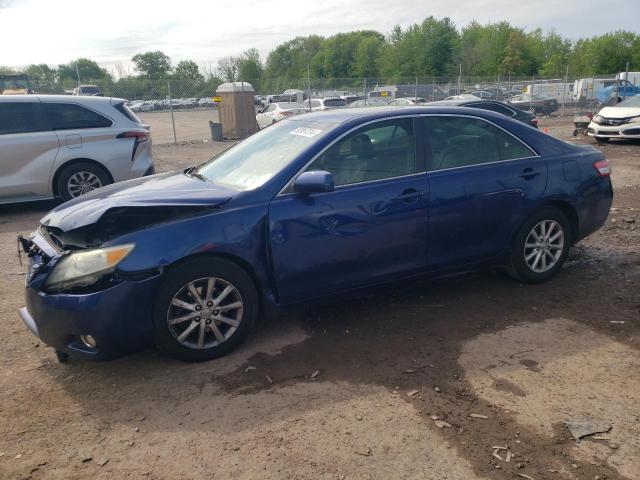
[0, 117, 638, 480]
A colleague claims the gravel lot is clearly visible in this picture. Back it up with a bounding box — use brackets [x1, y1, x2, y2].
[0, 117, 638, 480]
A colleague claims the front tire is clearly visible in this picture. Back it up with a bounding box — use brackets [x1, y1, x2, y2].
[153, 258, 258, 361]
[506, 207, 572, 284]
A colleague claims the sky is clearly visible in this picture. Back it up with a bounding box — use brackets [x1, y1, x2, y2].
[1, 0, 639, 73]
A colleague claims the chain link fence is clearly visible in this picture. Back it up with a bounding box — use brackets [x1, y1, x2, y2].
[25, 72, 636, 144]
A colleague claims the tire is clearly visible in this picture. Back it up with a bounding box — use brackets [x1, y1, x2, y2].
[505, 207, 572, 284]
[56, 161, 111, 202]
[595, 137, 610, 143]
[153, 257, 258, 362]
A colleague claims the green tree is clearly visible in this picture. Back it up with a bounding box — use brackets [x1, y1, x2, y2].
[237, 48, 263, 89]
[131, 51, 172, 80]
[174, 60, 203, 81]
[57, 58, 110, 83]
[216, 56, 239, 82]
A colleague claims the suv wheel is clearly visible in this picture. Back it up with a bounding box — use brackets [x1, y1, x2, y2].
[57, 162, 111, 202]
[506, 207, 572, 283]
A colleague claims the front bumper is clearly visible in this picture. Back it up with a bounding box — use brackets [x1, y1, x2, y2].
[587, 121, 640, 138]
[21, 274, 162, 360]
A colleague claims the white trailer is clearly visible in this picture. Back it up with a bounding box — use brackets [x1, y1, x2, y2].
[526, 82, 574, 104]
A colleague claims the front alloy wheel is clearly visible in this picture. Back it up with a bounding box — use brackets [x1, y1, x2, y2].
[167, 277, 244, 349]
[153, 258, 258, 361]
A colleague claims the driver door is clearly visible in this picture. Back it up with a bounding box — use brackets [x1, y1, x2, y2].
[268, 117, 429, 304]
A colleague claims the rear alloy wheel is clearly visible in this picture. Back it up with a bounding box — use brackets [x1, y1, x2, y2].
[506, 207, 572, 283]
[57, 161, 111, 202]
[523, 220, 564, 274]
[153, 258, 257, 361]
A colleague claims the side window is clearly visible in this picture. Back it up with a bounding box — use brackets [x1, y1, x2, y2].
[423, 116, 535, 171]
[42, 103, 112, 131]
[0, 102, 41, 135]
[305, 118, 416, 186]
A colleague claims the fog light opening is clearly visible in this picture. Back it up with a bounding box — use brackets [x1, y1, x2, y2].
[80, 335, 97, 349]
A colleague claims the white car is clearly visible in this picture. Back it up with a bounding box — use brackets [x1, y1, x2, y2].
[128, 100, 155, 112]
[255, 102, 307, 128]
[303, 97, 348, 111]
[445, 94, 482, 101]
[588, 95, 640, 143]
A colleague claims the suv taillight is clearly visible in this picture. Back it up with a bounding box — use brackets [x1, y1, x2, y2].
[117, 131, 149, 142]
[593, 159, 611, 177]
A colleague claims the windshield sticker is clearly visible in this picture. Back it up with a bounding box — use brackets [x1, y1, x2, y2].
[290, 127, 323, 138]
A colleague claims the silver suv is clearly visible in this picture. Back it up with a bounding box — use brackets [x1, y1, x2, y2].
[0, 95, 154, 204]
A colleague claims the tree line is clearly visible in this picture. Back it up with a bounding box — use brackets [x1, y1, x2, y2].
[2, 17, 639, 97]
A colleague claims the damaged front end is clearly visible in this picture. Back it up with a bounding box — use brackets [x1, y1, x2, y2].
[22, 203, 226, 295]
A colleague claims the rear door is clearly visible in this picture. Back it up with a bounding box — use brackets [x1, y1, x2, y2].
[420, 115, 547, 270]
[40, 102, 132, 179]
[0, 101, 60, 201]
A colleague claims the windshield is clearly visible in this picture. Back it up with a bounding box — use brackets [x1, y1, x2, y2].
[617, 95, 640, 108]
[196, 120, 331, 190]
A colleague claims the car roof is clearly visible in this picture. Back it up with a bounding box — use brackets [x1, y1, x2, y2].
[0, 94, 125, 104]
[288, 105, 516, 125]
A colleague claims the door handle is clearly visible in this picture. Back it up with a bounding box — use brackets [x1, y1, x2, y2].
[394, 189, 425, 202]
[519, 168, 542, 180]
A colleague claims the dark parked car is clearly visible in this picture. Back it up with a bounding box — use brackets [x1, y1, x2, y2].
[19, 107, 612, 362]
[427, 99, 539, 127]
[509, 94, 558, 115]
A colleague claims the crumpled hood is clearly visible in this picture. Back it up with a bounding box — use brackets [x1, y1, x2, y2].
[42, 171, 235, 231]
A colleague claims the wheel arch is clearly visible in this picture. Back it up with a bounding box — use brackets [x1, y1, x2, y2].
[52, 158, 114, 196]
[542, 199, 579, 243]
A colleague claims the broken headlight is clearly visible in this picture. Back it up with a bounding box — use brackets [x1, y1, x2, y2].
[44, 244, 135, 292]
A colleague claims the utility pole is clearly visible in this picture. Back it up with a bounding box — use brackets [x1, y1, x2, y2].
[623, 61, 630, 102]
[307, 65, 312, 112]
[75, 62, 81, 90]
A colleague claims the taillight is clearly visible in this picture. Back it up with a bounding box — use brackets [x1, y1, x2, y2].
[117, 131, 149, 142]
[593, 159, 611, 177]
[281, 111, 294, 116]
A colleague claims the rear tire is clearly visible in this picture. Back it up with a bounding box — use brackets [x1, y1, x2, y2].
[56, 161, 111, 202]
[153, 258, 258, 362]
[505, 207, 572, 284]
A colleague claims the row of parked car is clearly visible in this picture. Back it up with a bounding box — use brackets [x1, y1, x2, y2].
[128, 97, 218, 112]
[256, 94, 543, 129]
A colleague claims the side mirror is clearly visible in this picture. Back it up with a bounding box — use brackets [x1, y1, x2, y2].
[293, 171, 334, 194]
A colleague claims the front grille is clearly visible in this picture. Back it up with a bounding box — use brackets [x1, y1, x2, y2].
[599, 117, 626, 126]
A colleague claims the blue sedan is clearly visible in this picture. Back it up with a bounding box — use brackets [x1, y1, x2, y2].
[18, 107, 613, 362]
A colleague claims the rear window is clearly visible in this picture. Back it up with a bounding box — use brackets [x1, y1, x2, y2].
[115, 102, 142, 123]
[0, 102, 42, 135]
[42, 103, 112, 130]
[323, 98, 347, 107]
